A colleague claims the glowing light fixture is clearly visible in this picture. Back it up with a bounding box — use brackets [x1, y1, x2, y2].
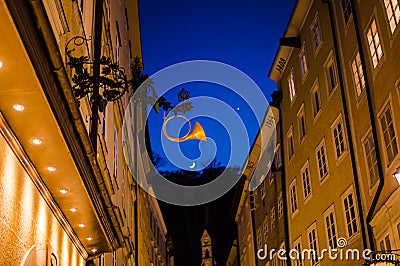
[86, 237, 93, 241]
[47, 166, 56, 172]
[13, 104, 25, 112]
[70, 207, 77, 212]
[393, 167, 400, 185]
[59, 189, 68, 194]
[0, 60, 3, 69]
[78, 223, 85, 228]
[31, 138, 42, 145]
[91, 248, 97, 253]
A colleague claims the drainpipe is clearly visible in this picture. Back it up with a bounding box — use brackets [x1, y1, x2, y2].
[322, 0, 368, 249]
[271, 92, 291, 265]
[349, 0, 385, 251]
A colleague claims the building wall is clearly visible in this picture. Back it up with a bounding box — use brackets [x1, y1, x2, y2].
[0, 133, 85, 265]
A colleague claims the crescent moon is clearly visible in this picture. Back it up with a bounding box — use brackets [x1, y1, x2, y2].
[189, 162, 196, 169]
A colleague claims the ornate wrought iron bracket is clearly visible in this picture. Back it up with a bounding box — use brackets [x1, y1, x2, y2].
[65, 36, 145, 112]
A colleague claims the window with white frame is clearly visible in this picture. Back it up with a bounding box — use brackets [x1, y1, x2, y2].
[379, 103, 398, 165]
[316, 139, 329, 181]
[299, 42, 308, 79]
[325, 54, 338, 95]
[379, 234, 392, 251]
[352, 52, 366, 97]
[342, 187, 359, 238]
[311, 13, 322, 52]
[332, 116, 347, 160]
[301, 161, 312, 200]
[288, 68, 296, 102]
[257, 226, 262, 248]
[384, 0, 400, 34]
[293, 237, 303, 266]
[297, 105, 307, 143]
[324, 206, 338, 249]
[307, 223, 319, 265]
[341, 0, 352, 23]
[271, 207, 276, 229]
[278, 193, 284, 218]
[366, 19, 383, 68]
[363, 131, 379, 187]
[263, 216, 268, 241]
[287, 127, 295, 161]
[289, 179, 299, 215]
[311, 80, 322, 118]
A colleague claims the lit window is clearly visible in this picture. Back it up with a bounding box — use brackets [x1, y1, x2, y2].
[293, 237, 303, 266]
[299, 43, 308, 79]
[288, 68, 296, 102]
[324, 206, 338, 249]
[278, 193, 284, 218]
[316, 139, 329, 181]
[379, 103, 398, 165]
[311, 80, 322, 118]
[297, 105, 307, 143]
[271, 207, 276, 229]
[311, 13, 322, 52]
[332, 117, 347, 160]
[366, 19, 383, 68]
[352, 52, 366, 97]
[341, 0, 352, 23]
[384, 0, 400, 33]
[301, 161, 312, 200]
[287, 127, 295, 161]
[363, 132, 379, 187]
[342, 188, 359, 238]
[325, 54, 338, 95]
[289, 179, 298, 215]
[307, 223, 319, 265]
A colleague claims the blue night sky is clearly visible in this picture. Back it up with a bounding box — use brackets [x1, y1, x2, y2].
[138, 0, 296, 172]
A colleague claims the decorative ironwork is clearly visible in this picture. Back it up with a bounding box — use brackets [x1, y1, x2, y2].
[65, 36, 145, 111]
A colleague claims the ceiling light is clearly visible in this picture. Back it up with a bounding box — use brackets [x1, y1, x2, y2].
[91, 248, 97, 253]
[59, 189, 68, 194]
[13, 104, 25, 112]
[86, 237, 93, 241]
[0, 60, 3, 69]
[70, 208, 77, 212]
[31, 138, 42, 145]
[47, 166, 56, 172]
[78, 223, 85, 228]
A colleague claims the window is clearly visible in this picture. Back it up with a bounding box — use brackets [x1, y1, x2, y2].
[271, 207, 276, 229]
[341, 0, 352, 23]
[301, 161, 312, 200]
[287, 127, 295, 161]
[311, 13, 322, 52]
[380, 103, 398, 165]
[278, 193, 284, 218]
[289, 179, 299, 215]
[299, 42, 308, 79]
[269, 169, 274, 184]
[366, 19, 383, 68]
[263, 217, 268, 241]
[342, 188, 359, 238]
[307, 223, 319, 265]
[311, 80, 322, 118]
[379, 234, 392, 251]
[324, 206, 338, 249]
[288, 68, 296, 102]
[257, 226, 262, 248]
[384, 0, 400, 33]
[297, 105, 307, 143]
[274, 144, 282, 169]
[352, 52, 366, 97]
[325, 54, 338, 95]
[332, 116, 347, 160]
[363, 131, 379, 187]
[293, 237, 303, 266]
[316, 139, 329, 181]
